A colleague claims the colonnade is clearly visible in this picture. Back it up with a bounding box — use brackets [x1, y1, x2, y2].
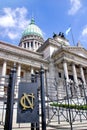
[1, 60, 87, 85]
[0, 61, 35, 97]
[22, 40, 41, 51]
[63, 60, 86, 85]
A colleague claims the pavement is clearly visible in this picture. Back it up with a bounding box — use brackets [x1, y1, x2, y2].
[46, 120, 87, 130]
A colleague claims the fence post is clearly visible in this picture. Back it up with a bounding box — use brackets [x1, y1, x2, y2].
[31, 73, 35, 130]
[35, 71, 40, 130]
[40, 66, 46, 130]
[4, 64, 16, 130]
[65, 77, 73, 130]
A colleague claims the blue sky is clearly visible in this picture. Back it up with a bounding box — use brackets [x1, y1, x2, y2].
[0, 0, 87, 49]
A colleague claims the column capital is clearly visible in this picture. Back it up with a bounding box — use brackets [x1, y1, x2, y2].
[62, 59, 68, 64]
[79, 64, 84, 68]
[71, 61, 74, 65]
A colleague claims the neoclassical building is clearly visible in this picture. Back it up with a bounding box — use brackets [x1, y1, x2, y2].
[0, 18, 87, 99]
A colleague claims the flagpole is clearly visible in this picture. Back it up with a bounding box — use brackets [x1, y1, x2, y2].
[70, 28, 75, 46]
[65, 26, 75, 46]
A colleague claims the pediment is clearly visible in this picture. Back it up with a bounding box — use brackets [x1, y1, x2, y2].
[66, 47, 87, 58]
[52, 46, 87, 59]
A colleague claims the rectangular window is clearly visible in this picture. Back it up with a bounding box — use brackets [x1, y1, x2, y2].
[24, 43, 26, 48]
[58, 72, 61, 78]
[69, 75, 73, 80]
[6, 68, 10, 75]
[21, 71, 24, 78]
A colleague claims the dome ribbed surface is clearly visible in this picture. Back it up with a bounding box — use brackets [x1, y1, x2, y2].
[22, 18, 43, 38]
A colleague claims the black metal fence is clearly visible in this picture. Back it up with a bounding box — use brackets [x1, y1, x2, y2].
[0, 65, 47, 130]
[45, 78, 87, 130]
[0, 66, 87, 130]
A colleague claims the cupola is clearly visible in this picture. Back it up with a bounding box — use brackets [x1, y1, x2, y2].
[19, 18, 44, 52]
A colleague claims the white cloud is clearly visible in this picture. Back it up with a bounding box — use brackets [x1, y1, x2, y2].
[78, 25, 87, 48]
[8, 32, 19, 40]
[68, 0, 82, 15]
[0, 7, 29, 40]
[82, 26, 87, 36]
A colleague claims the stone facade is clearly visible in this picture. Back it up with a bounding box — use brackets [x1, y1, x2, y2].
[0, 32, 87, 99]
[0, 19, 87, 129]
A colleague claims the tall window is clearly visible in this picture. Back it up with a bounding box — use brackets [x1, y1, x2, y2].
[27, 42, 29, 47]
[24, 43, 26, 48]
[31, 41, 33, 48]
[69, 75, 73, 80]
[58, 72, 61, 78]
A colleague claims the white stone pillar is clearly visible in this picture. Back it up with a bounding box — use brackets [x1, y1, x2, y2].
[33, 40, 35, 51]
[36, 42, 38, 49]
[16, 64, 21, 98]
[72, 63, 78, 84]
[17, 64, 21, 86]
[80, 65, 86, 85]
[1, 61, 7, 96]
[31, 67, 34, 74]
[29, 42, 31, 50]
[17, 64, 21, 82]
[2, 61, 7, 77]
[26, 42, 28, 49]
[63, 60, 69, 82]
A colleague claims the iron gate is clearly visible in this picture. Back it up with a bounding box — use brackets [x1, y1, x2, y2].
[45, 77, 87, 130]
[0, 66, 42, 130]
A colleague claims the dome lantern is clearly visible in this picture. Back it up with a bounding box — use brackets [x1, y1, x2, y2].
[30, 17, 35, 25]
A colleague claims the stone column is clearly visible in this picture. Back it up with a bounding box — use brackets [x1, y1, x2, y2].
[72, 63, 78, 84]
[1, 61, 7, 96]
[31, 67, 34, 74]
[72, 62, 80, 96]
[17, 64, 21, 86]
[36, 42, 38, 49]
[2, 61, 7, 77]
[29, 42, 31, 50]
[17, 64, 21, 82]
[33, 40, 35, 51]
[16, 64, 21, 98]
[63, 60, 69, 82]
[80, 65, 86, 85]
[26, 42, 28, 49]
[31, 67, 35, 83]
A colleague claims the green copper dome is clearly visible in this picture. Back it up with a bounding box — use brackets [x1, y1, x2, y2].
[22, 18, 43, 38]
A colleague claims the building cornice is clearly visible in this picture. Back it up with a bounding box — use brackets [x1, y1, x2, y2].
[52, 46, 87, 67]
[0, 41, 49, 69]
[52, 46, 87, 59]
[0, 41, 43, 57]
